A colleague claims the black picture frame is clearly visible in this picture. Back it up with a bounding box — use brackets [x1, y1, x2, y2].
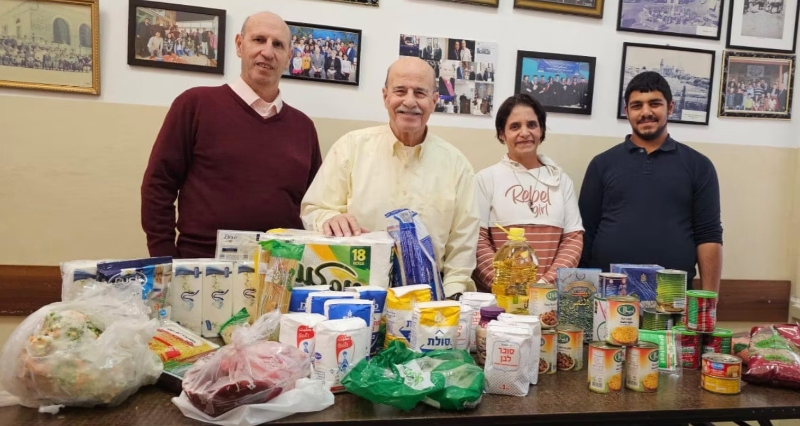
[718, 50, 795, 120]
[617, 42, 715, 126]
[127, 0, 226, 75]
[726, 0, 799, 54]
[514, 50, 596, 116]
[318, 0, 379, 6]
[513, 0, 605, 19]
[283, 21, 363, 87]
[617, 0, 725, 41]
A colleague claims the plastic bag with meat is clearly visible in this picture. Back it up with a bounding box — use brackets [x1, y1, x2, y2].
[742, 324, 800, 390]
[181, 310, 311, 417]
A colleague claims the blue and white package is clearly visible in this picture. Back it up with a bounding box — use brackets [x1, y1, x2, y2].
[96, 256, 173, 317]
[323, 299, 374, 333]
[289, 285, 331, 313]
[385, 208, 445, 301]
[345, 286, 388, 354]
[306, 291, 357, 315]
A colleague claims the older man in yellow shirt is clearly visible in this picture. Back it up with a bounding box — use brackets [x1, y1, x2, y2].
[300, 56, 479, 299]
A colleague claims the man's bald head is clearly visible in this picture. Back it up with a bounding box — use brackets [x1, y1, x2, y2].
[384, 56, 436, 93]
[240, 11, 290, 41]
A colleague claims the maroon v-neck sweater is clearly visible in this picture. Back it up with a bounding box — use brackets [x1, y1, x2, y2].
[141, 84, 322, 259]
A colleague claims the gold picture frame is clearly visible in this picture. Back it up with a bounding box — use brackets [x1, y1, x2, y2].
[514, 0, 604, 19]
[435, 0, 499, 7]
[0, 0, 100, 95]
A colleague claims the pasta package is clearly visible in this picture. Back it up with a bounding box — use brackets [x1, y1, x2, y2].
[149, 321, 219, 363]
[385, 208, 445, 301]
[255, 240, 305, 316]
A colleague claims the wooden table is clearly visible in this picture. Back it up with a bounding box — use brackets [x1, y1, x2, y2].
[2, 360, 799, 426]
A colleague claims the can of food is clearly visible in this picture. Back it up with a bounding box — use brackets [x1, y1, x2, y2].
[606, 295, 640, 346]
[625, 342, 659, 392]
[588, 342, 624, 393]
[642, 308, 674, 331]
[529, 283, 558, 329]
[701, 353, 742, 379]
[540, 329, 557, 374]
[593, 296, 608, 343]
[702, 328, 733, 355]
[655, 269, 687, 313]
[701, 374, 741, 395]
[557, 325, 584, 371]
[672, 326, 701, 369]
[673, 313, 685, 327]
[599, 273, 627, 297]
[686, 290, 718, 333]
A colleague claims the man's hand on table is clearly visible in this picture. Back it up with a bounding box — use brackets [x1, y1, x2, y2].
[323, 213, 369, 237]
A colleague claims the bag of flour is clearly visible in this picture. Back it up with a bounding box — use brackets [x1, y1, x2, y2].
[409, 301, 460, 353]
[324, 299, 374, 331]
[497, 313, 542, 385]
[484, 320, 533, 396]
[289, 285, 331, 313]
[306, 291, 357, 315]
[279, 312, 327, 361]
[384, 284, 432, 349]
[345, 286, 388, 355]
[460, 292, 497, 353]
[455, 305, 474, 351]
[313, 318, 371, 393]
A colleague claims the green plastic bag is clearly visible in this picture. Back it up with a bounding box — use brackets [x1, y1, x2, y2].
[340, 340, 484, 411]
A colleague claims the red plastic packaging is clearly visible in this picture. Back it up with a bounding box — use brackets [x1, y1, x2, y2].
[742, 324, 800, 390]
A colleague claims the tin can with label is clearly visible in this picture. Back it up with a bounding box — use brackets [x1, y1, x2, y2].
[702, 328, 733, 355]
[701, 353, 742, 379]
[593, 296, 608, 343]
[606, 295, 640, 346]
[540, 329, 557, 375]
[557, 325, 584, 371]
[599, 273, 628, 297]
[701, 374, 741, 395]
[588, 342, 624, 393]
[529, 283, 559, 329]
[673, 326, 701, 369]
[625, 342, 659, 392]
[642, 308, 674, 331]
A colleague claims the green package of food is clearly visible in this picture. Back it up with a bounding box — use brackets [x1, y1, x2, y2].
[639, 329, 682, 373]
[341, 340, 483, 411]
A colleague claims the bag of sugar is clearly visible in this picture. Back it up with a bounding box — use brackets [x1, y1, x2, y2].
[289, 285, 331, 313]
[455, 304, 474, 351]
[384, 284, 432, 349]
[460, 292, 497, 353]
[345, 286, 388, 355]
[497, 313, 542, 385]
[484, 320, 534, 396]
[313, 317, 371, 393]
[409, 301, 460, 353]
[324, 299, 374, 331]
[279, 312, 327, 360]
[306, 291, 357, 315]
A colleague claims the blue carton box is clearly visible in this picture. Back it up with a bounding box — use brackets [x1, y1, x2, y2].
[609, 264, 663, 309]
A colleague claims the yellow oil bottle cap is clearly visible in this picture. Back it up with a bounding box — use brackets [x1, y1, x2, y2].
[508, 227, 525, 241]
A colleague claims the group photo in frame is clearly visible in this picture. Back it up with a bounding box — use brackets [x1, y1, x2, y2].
[618, 42, 715, 125]
[0, 0, 100, 95]
[718, 50, 795, 120]
[726, 0, 799, 53]
[316, 0, 378, 6]
[617, 0, 724, 40]
[284, 21, 362, 86]
[514, 50, 596, 116]
[432, 0, 499, 7]
[127, 0, 226, 75]
[513, 0, 605, 19]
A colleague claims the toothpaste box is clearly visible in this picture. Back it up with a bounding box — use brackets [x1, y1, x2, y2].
[202, 261, 234, 337]
[169, 260, 206, 335]
[609, 264, 664, 310]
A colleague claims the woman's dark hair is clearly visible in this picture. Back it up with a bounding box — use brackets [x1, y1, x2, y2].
[624, 71, 673, 105]
[494, 93, 547, 143]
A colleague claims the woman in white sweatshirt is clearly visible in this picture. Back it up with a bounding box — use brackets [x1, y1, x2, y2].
[473, 93, 584, 291]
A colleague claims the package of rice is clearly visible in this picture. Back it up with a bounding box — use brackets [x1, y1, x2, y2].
[384, 284, 432, 348]
[461, 292, 497, 353]
[483, 320, 533, 396]
[497, 313, 542, 385]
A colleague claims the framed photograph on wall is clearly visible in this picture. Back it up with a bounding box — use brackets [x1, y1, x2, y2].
[399, 33, 498, 116]
[284, 21, 362, 86]
[513, 0, 605, 19]
[317, 0, 379, 6]
[432, 0, 499, 7]
[726, 0, 799, 53]
[0, 0, 100, 95]
[617, 0, 724, 40]
[618, 42, 715, 125]
[514, 50, 596, 115]
[718, 50, 795, 120]
[127, 0, 225, 75]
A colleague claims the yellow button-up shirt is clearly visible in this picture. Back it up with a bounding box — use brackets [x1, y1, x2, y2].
[300, 125, 480, 296]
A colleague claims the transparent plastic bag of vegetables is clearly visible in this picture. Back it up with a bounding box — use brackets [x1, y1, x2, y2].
[0, 285, 162, 412]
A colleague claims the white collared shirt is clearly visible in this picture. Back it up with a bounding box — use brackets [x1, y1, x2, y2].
[229, 76, 283, 118]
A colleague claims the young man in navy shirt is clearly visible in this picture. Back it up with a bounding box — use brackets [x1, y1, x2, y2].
[578, 71, 723, 292]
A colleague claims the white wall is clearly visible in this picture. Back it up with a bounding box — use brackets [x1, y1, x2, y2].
[3, 0, 799, 148]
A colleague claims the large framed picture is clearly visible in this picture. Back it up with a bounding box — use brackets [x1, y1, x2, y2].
[617, 0, 724, 40]
[514, 0, 605, 19]
[718, 50, 795, 120]
[514, 50, 596, 116]
[433, 0, 499, 6]
[317, 0, 379, 6]
[127, 0, 225, 75]
[399, 33, 498, 116]
[0, 0, 100, 95]
[726, 0, 799, 53]
[618, 42, 715, 125]
[284, 21, 361, 86]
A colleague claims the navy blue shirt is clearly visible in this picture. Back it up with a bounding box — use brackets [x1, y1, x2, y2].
[578, 135, 723, 286]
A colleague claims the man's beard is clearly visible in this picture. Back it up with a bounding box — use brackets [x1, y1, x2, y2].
[633, 120, 667, 141]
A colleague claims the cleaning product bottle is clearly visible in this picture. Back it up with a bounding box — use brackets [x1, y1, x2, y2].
[491, 227, 539, 315]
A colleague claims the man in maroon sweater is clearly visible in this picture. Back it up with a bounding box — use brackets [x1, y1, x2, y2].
[141, 12, 322, 258]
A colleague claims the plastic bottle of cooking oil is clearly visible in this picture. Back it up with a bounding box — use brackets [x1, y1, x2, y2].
[491, 227, 539, 315]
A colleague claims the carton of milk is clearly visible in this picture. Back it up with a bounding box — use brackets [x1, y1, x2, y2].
[202, 261, 234, 337]
[169, 260, 205, 335]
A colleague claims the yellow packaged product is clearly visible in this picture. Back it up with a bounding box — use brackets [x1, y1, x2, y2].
[384, 284, 433, 348]
[149, 321, 220, 363]
[409, 301, 461, 352]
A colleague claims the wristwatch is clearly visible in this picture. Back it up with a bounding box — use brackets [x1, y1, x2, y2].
[447, 292, 463, 301]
